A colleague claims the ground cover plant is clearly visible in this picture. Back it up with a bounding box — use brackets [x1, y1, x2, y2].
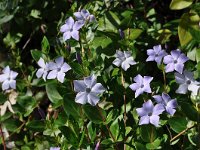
[0, 0, 200, 149]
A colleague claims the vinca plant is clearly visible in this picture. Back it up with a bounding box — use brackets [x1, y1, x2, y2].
[0, 0, 200, 149]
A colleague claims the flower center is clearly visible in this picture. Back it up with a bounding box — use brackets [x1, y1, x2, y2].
[148, 112, 152, 116]
[70, 28, 73, 32]
[57, 68, 61, 72]
[86, 88, 91, 93]
[155, 54, 159, 57]
[186, 80, 191, 85]
[174, 60, 178, 64]
[141, 84, 144, 88]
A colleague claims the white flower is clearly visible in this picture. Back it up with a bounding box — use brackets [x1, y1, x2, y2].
[175, 70, 200, 95]
[36, 58, 49, 81]
[47, 56, 71, 83]
[113, 50, 136, 71]
[0, 66, 18, 91]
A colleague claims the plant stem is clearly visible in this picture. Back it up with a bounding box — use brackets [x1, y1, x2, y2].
[121, 70, 127, 150]
[96, 105, 119, 150]
[0, 124, 6, 150]
[162, 66, 167, 92]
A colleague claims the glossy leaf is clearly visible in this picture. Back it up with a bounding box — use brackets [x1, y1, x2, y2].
[170, 0, 193, 10]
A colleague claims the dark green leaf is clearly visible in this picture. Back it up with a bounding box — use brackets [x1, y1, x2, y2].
[46, 83, 63, 104]
[168, 117, 187, 133]
[140, 125, 157, 143]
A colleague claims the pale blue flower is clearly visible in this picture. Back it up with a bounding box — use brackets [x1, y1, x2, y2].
[163, 50, 189, 74]
[74, 9, 95, 24]
[175, 70, 200, 95]
[60, 17, 83, 41]
[129, 74, 153, 98]
[153, 93, 178, 116]
[36, 58, 49, 81]
[136, 100, 164, 127]
[146, 45, 167, 64]
[73, 75, 105, 106]
[0, 66, 18, 91]
[113, 50, 136, 71]
[47, 57, 71, 83]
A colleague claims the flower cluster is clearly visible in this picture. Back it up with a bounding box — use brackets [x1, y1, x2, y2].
[146, 45, 200, 96]
[36, 56, 71, 83]
[136, 93, 178, 127]
[0, 66, 18, 91]
[60, 9, 95, 41]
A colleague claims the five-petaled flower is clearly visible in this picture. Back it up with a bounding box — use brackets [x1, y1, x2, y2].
[0, 66, 18, 91]
[73, 75, 105, 106]
[146, 45, 167, 64]
[47, 57, 71, 83]
[153, 93, 178, 116]
[129, 74, 153, 98]
[113, 50, 136, 71]
[136, 100, 165, 127]
[74, 9, 95, 24]
[163, 50, 189, 74]
[175, 70, 200, 95]
[36, 58, 49, 81]
[60, 17, 83, 41]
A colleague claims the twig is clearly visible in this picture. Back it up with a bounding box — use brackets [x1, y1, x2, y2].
[170, 125, 195, 142]
[0, 124, 6, 150]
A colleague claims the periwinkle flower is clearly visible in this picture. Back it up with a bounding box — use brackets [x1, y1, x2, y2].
[153, 93, 178, 116]
[73, 75, 105, 106]
[136, 100, 164, 127]
[74, 9, 95, 24]
[47, 57, 71, 83]
[0, 66, 18, 91]
[113, 50, 136, 71]
[50, 147, 60, 150]
[175, 70, 200, 95]
[146, 45, 167, 64]
[163, 50, 189, 74]
[129, 74, 153, 98]
[60, 17, 83, 41]
[36, 58, 49, 81]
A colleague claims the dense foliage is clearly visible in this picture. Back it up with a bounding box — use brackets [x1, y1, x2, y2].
[0, 0, 200, 149]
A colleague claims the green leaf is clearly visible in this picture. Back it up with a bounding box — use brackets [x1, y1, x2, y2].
[83, 105, 106, 124]
[196, 48, 200, 62]
[30, 9, 41, 19]
[26, 120, 45, 132]
[3, 118, 21, 132]
[178, 13, 192, 46]
[170, 0, 193, 10]
[46, 83, 63, 104]
[91, 36, 112, 49]
[69, 62, 85, 76]
[168, 117, 187, 133]
[146, 138, 161, 149]
[63, 94, 81, 120]
[0, 15, 13, 24]
[31, 49, 43, 61]
[124, 28, 143, 40]
[189, 28, 200, 42]
[41, 36, 50, 54]
[140, 125, 157, 143]
[59, 126, 78, 147]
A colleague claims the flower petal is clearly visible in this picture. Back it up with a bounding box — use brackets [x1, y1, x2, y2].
[47, 70, 58, 79]
[55, 57, 64, 68]
[57, 72, 65, 83]
[178, 54, 189, 63]
[63, 31, 71, 41]
[143, 100, 154, 112]
[75, 92, 88, 104]
[113, 58, 122, 67]
[129, 83, 140, 91]
[73, 21, 84, 30]
[91, 83, 105, 94]
[65, 17, 74, 29]
[150, 115, 160, 127]
[10, 71, 18, 79]
[167, 99, 178, 109]
[165, 106, 176, 116]
[9, 80, 16, 89]
[188, 84, 200, 95]
[3, 66, 10, 74]
[136, 107, 148, 117]
[176, 84, 188, 94]
[175, 72, 185, 84]
[121, 60, 130, 71]
[0, 74, 8, 82]
[139, 116, 150, 125]
[37, 58, 46, 68]
[73, 80, 87, 92]
[153, 95, 163, 103]
[135, 88, 143, 98]
[163, 55, 174, 64]
[60, 24, 69, 33]
[88, 92, 99, 106]
[84, 75, 96, 88]
[175, 63, 184, 74]
[165, 63, 175, 73]
[2, 80, 10, 90]
[152, 104, 164, 115]
[61, 63, 71, 72]
[171, 50, 181, 60]
[71, 30, 79, 41]
[133, 74, 143, 85]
